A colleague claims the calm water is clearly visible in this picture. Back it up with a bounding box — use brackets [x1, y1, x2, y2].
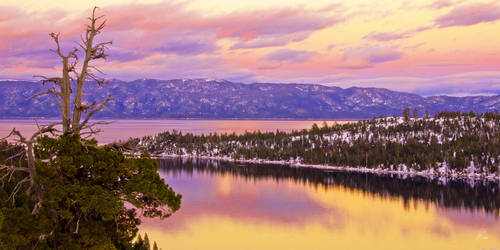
[0, 119, 347, 143]
[2, 119, 499, 249]
[139, 158, 500, 250]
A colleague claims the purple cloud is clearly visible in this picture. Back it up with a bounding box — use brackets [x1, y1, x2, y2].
[216, 9, 342, 39]
[322, 71, 500, 96]
[427, 0, 455, 9]
[155, 38, 217, 56]
[364, 26, 432, 42]
[108, 48, 149, 62]
[338, 45, 403, 69]
[261, 49, 315, 63]
[327, 43, 343, 50]
[103, 3, 346, 50]
[224, 7, 345, 49]
[231, 32, 309, 49]
[436, 2, 500, 27]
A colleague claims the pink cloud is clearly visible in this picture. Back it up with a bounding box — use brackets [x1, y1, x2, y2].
[261, 49, 316, 63]
[427, 0, 455, 9]
[0, 2, 349, 82]
[364, 31, 411, 41]
[0, 7, 87, 75]
[100, 3, 344, 49]
[327, 43, 339, 50]
[102, 2, 192, 32]
[209, 8, 344, 41]
[363, 26, 432, 42]
[231, 32, 310, 49]
[338, 45, 403, 69]
[1, 2, 499, 97]
[331, 71, 500, 96]
[436, 2, 500, 27]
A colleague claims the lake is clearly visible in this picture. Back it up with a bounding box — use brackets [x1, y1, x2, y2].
[0, 119, 348, 143]
[139, 158, 500, 250]
[1, 119, 499, 249]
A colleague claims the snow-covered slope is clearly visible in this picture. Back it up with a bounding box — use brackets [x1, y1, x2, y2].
[1, 79, 500, 119]
[135, 112, 500, 180]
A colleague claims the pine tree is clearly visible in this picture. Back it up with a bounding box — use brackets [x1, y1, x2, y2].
[0, 7, 181, 249]
[144, 233, 151, 250]
[402, 107, 411, 122]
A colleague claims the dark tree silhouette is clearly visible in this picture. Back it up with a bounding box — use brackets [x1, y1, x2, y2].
[0, 7, 181, 249]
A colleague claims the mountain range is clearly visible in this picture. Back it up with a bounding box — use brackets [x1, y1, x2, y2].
[1, 78, 499, 119]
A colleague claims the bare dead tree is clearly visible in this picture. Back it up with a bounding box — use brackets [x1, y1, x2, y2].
[34, 6, 112, 135]
[1, 7, 112, 213]
[1, 123, 60, 213]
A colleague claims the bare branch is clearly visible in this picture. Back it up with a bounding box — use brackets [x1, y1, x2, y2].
[0, 143, 20, 152]
[78, 97, 112, 129]
[87, 73, 106, 85]
[49, 32, 63, 58]
[74, 214, 81, 234]
[3, 151, 25, 163]
[33, 75, 62, 86]
[0, 165, 30, 174]
[8, 176, 30, 204]
[81, 127, 103, 139]
[88, 65, 105, 75]
[79, 101, 97, 111]
[4, 128, 28, 144]
[30, 122, 62, 141]
[29, 89, 63, 100]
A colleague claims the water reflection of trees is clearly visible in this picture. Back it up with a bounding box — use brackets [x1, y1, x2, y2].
[158, 157, 500, 217]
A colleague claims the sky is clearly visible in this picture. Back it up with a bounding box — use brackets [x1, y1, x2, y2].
[1, 0, 500, 96]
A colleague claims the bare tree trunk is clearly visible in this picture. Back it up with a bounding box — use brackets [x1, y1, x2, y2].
[61, 57, 72, 133]
[1, 7, 112, 213]
[72, 26, 93, 130]
[36, 7, 111, 135]
[71, 7, 111, 134]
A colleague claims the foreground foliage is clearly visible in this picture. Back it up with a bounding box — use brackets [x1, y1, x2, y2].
[0, 7, 180, 249]
[136, 111, 500, 177]
[0, 135, 181, 249]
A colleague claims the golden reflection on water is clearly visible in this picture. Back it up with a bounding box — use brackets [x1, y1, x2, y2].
[140, 168, 500, 250]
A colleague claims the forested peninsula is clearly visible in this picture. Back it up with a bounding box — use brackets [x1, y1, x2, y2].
[128, 111, 500, 180]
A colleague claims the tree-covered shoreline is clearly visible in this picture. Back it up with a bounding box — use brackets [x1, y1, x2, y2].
[130, 111, 500, 180]
[159, 157, 500, 216]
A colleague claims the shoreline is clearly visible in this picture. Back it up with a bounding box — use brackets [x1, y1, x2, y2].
[151, 154, 500, 182]
[0, 118, 360, 121]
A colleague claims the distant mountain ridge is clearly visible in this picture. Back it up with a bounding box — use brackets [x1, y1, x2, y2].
[0, 78, 499, 119]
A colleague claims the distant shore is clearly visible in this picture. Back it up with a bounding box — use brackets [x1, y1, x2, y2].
[153, 154, 500, 182]
[0, 118, 361, 121]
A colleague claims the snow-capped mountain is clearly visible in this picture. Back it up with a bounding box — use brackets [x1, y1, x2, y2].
[0, 78, 499, 119]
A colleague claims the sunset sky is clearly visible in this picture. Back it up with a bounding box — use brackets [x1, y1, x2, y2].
[1, 0, 500, 96]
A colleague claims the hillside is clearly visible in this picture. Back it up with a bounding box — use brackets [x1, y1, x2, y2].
[132, 111, 500, 179]
[1, 78, 499, 119]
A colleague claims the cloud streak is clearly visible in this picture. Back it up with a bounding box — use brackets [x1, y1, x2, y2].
[427, 0, 455, 9]
[364, 26, 432, 42]
[435, 2, 500, 27]
[323, 71, 500, 96]
[262, 49, 315, 63]
[364, 31, 411, 41]
[338, 45, 403, 69]
[102, 3, 345, 51]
